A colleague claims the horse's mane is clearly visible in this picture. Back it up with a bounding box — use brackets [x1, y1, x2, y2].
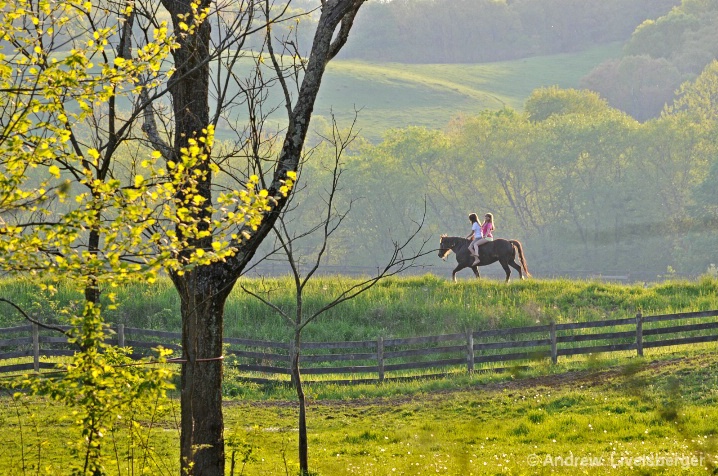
[440, 235, 470, 246]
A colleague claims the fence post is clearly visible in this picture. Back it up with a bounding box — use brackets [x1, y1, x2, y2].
[636, 312, 643, 357]
[117, 324, 125, 348]
[377, 336, 385, 382]
[466, 330, 474, 374]
[550, 321, 557, 365]
[32, 323, 40, 372]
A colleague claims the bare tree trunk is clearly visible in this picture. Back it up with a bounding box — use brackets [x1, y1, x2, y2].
[149, 1, 367, 474]
[291, 332, 309, 474]
[157, 0, 217, 472]
[172, 269, 232, 476]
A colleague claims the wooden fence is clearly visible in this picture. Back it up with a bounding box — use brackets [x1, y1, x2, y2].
[1, 310, 718, 383]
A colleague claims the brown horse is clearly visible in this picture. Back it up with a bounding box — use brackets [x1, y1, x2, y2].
[438, 235, 531, 283]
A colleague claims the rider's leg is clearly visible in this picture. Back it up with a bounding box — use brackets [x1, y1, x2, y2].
[472, 238, 488, 265]
[469, 239, 479, 258]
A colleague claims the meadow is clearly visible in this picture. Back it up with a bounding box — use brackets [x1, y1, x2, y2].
[2, 274, 717, 341]
[214, 43, 623, 142]
[1, 275, 717, 474]
[2, 347, 717, 475]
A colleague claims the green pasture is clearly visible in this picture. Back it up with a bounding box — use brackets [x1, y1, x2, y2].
[210, 43, 622, 142]
[1, 275, 717, 474]
[2, 274, 718, 343]
[311, 43, 621, 141]
[2, 347, 717, 475]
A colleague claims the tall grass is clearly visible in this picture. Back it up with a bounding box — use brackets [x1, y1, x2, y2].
[2, 274, 717, 343]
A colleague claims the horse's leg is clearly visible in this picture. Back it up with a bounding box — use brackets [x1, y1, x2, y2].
[471, 265, 480, 278]
[508, 259, 524, 279]
[452, 264, 465, 282]
[499, 259, 512, 283]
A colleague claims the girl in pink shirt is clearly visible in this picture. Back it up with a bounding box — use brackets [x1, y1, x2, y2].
[470, 213, 494, 266]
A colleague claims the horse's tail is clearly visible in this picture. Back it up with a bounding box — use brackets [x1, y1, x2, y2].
[510, 240, 531, 278]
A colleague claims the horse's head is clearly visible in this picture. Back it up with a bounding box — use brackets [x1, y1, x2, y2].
[438, 234, 452, 261]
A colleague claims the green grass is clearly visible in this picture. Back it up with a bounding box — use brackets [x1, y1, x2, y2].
[208, 43, 623, 143]
[3, 348, 717, 475]
[310, 43, 623, 141]
[2, 270, 717, 474]
[2, 274, 718, 343]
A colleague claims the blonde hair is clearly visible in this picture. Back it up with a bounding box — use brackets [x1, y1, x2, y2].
[484, 212, 494, 228]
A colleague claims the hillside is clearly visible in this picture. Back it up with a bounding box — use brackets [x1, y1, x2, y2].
[269, 43, 623, 142]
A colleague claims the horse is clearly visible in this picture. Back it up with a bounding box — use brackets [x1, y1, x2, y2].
[437, 235, 531, 283]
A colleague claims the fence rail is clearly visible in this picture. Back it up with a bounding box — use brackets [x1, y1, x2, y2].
[1, 310, 718, 384]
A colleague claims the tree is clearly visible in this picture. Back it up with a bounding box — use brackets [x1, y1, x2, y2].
[140, 0, 369, 473]
[344, 126, 448, 262]
[240, 116, 428, 475]
[452, 109, 541, 233]
[0, 1, 193, 472]
[2, 0, 370, 474]
[580, 55, 683, 121]
[2, 300, 175, 475]
[665, 60, 718, 270]
[525, 86, 612, 122]
[670, 60, 718, 122]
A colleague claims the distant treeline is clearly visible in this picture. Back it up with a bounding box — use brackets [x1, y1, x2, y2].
[282, 0, 677, 63]
[269, 61, 718, 279]
[339, 0, 678, 63]
[581, 0, 718, 120]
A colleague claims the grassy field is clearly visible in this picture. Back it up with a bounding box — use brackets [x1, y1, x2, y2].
[0, 275, 718, 476]
[2, 347, 717, 475]
[213, 43, 622, 142]
[1, 275, 717, 474]
[2, 274, 718, 342]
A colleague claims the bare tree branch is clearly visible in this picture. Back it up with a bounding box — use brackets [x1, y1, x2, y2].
[0, 298, 73, 339]
[139, 88, 174, 160]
